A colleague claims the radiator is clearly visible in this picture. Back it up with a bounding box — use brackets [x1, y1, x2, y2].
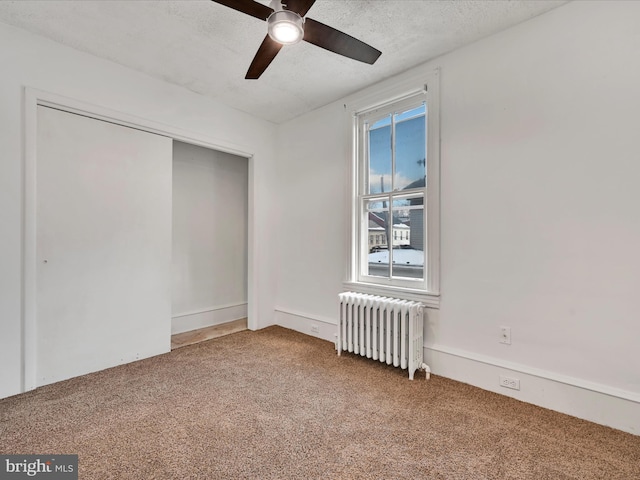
[337, 292, 430, 380]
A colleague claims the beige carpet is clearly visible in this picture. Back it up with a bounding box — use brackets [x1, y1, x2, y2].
[1, 326, 639, 479]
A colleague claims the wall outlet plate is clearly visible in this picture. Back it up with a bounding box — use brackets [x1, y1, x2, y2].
[499, 375, 520, 390]
[500, 326, 511, 345]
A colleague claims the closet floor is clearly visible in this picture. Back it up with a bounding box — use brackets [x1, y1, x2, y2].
[171, 318, 247, 350]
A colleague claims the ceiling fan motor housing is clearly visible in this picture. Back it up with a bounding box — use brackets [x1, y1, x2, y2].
[267, 9, 304, 45]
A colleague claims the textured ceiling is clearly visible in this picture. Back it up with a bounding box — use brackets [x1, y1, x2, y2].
[0, 0, 567, 124]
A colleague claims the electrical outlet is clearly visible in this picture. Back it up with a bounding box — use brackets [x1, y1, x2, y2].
[311, 324, 319, 333]
[499, 375, 520, 390]
[499, 326, 511, 345]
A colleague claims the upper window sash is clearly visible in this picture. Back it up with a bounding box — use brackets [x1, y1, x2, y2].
[357, 96, 427, 200]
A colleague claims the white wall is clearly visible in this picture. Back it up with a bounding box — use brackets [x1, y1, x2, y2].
[0, 22, 277, 399]
[274, 1, 640, 434]
[274, 101, 349, 327]
[172, 141, 248, 334]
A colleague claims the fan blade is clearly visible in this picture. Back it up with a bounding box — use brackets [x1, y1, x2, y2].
[210, 0, 273, 21]
[303, 18, 381, 65]
[246, 35, 283, 79]
[284, 0, 316, 17]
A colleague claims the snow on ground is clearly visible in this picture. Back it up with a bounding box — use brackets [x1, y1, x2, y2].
[368, 248, 423, 266]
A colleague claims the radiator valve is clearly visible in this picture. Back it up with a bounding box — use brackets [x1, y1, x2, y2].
[420, 363, 431, 380]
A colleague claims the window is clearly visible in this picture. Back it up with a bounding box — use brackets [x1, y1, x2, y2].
[346, 72, 440, 305]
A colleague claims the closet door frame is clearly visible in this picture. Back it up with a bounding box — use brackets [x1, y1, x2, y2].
[23, 87, 256, 392]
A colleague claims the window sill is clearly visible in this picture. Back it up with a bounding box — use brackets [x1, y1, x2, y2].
[342, 281, 440, 308]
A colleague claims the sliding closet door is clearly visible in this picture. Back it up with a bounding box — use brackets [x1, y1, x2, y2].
[35, 106, 172, 387]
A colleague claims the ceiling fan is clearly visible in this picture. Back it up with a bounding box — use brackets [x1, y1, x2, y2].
[211, 0, 382, 79]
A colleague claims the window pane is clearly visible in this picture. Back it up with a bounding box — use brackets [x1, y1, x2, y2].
[364, 198, 390, 278]
[394, 105, 426, 191]
[392, 195, 423, 223]
[367, 116, 392, 194]
[391, 203, 424, 280]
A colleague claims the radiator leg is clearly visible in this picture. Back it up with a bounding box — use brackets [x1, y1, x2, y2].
[420, 363, 431, 380]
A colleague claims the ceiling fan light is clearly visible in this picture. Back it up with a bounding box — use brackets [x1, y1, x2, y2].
[267, 10, 304, 45]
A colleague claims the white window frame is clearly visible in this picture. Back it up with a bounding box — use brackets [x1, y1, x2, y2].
[344, 69, 440, 307]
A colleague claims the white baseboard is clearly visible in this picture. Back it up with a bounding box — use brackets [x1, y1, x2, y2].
[272, 307, 640, 436]
[171, 303, 247, 334]
[274, 307, 337, 344]
[425, 344, 640, 436]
